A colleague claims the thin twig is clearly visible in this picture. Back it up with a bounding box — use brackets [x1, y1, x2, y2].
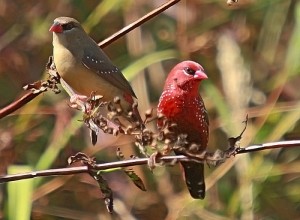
[1, 140, 299, 183]
[98, 0, 181, 48]
[237, 140, 300, 154]
[0, 156, 181, 183]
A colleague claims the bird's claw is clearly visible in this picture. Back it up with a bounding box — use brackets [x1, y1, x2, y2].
[69, 94, 91, 112]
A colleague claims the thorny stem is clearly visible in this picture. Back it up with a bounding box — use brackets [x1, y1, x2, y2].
[1, 140, 299, 183]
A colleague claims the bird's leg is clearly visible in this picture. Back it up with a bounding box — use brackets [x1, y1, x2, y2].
[69, 94, 88, 109]
[59, 78, 90, 111]
[68, 93, 91, 112]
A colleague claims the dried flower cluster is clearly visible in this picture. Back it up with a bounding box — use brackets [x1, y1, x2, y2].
[79, 90, 247, 165]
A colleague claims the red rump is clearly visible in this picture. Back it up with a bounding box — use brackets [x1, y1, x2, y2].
[123, 93, 134, 105]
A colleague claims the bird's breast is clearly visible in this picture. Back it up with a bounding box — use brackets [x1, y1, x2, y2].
[53, 43, 129, 107]
[158, 90, 208, 146]
[53, 43, 79, 76]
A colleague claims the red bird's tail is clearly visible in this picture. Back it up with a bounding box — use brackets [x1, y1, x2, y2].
[177, 154, 206, 199]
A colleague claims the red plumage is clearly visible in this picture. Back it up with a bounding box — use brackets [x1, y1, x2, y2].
[157, 60, 209, 199]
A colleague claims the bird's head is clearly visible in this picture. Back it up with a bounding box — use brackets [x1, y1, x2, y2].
[164, 61, 208, 93]
[49, 17, 86, 49]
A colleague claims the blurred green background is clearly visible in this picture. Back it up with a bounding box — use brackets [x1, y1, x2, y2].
[0, 0, 299, 219]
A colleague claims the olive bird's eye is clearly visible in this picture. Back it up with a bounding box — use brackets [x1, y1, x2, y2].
[62, 23, 75, 31]
[184, 67, 196, 75]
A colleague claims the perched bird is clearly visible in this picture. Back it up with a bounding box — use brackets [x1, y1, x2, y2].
[49, 17, 142, 127]
[157, 61, 209, 199]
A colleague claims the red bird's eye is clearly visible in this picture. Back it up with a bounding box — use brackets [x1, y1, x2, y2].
[184, 67, 196, 75]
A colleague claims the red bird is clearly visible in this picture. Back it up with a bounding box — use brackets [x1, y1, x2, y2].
[157, 61, 209, 199]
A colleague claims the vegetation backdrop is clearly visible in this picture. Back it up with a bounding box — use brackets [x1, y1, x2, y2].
[0, 0, 299, 219]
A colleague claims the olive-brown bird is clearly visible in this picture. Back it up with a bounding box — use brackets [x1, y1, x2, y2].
[157, 61, 209, 199]
[49, 17, 142, 125]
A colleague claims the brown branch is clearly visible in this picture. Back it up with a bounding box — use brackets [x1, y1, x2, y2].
[98, 0, 181, 48]
[0, 91, 40, 119]
[1, 140, 299, 183]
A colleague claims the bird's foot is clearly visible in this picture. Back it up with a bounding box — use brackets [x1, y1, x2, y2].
[69, 94, 89, 111]
[70, 94, 88, 103]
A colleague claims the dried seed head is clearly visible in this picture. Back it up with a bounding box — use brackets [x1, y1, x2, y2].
[125, 125, 133, 134]
[157, 132, 164, 141]
[91, 94, 103, 101]
[170, 123, 178, 128]
[189, 143, 200, 153]
[116, 108, 123, 114]
[113, 96, 121, 104]
[163, 128, 173, 136]
[113, 129, 119, 136]
[132, 102, 138, 109]
[157, 113, 165, 119]
[118, 127, 125, 134]
[127, 111, 133, 118]
[107, 127, 113, 134]
[164, 139, 171, 144]
[142, 128, 149, 133]
[99, 120, 107, 127]
[107, 102, 116, 112]
[145, 109, 153, 118]
[135, 121, 141, 128]
[162, 145, 171, 155]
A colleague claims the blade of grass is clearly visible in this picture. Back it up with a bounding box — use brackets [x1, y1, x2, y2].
[122, 49, 178, 80]
[34, 112, 82, 185]
[7, 166, 34, 220]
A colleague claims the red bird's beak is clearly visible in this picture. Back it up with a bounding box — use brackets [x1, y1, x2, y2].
[49, 22, 63, 33]
[194, 70, 208, 80]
